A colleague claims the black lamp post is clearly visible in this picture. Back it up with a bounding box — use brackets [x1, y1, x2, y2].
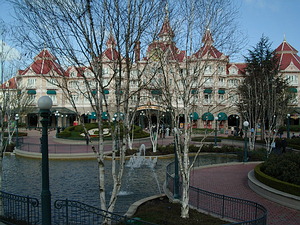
[243, 121, 249, 162]
[38, 96, 53, 225]
[287, 114, 290, 139]
[54, 110, 60, 137]
[15, 114, 19, 149]
[214, 116, 218, 146]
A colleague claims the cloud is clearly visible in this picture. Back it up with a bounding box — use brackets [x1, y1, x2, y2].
[243, 0, 280, 12]
[0, 41, 20, 61]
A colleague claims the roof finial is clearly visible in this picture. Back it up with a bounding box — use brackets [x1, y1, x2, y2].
[283, 34, 286, 42]
[165, 1, 169, 20]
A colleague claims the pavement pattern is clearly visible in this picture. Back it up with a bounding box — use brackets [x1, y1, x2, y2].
[191, 163, 300, 225]
[16, 129, 300, 225]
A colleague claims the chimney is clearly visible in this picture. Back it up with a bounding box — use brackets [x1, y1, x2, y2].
[134, 41, 141, 62]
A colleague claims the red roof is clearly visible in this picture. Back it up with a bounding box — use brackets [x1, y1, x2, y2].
[193, 45, 224, 59]
[202, 29, 214, 44]
[1, 77, 17, 89]
[158, 17, 174, 39]
[147, 42, 186, 62]
[20, 49, 65, 76]
[275, 41, 300, 70]
[227, 63, 247, 75]
[65, 66, 88, 77]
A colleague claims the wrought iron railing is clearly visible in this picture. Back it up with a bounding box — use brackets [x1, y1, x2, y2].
[0, 191, 40, 225]
[166, 161, 267, 225]
[0, 192, 156, 225]
[53, 199, 156, 225]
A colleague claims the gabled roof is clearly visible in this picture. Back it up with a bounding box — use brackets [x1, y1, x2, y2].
[193, 45, 224, 59]
[275, 40, 300, 71]
[147, 41, 186, 62]
[65, 66, 87, 77]
[227, 63, 247, 75]
[202, 29, 214, 45]
[1, 77, 17, 89]
[19, 49, 65, 76]
[100, 34, 123, 61]
[158, 4, 174, 41]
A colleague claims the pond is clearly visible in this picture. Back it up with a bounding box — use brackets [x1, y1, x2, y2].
[2, 153, 238, 214]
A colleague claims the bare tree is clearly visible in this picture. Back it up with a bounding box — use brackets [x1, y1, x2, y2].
[146, 0, 244, 218]
[11, 0, 163, 217]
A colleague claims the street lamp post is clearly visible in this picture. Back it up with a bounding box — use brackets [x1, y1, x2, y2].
[61, 115, 64, 130]
[243, 121, 249, 162]
[54, 110, 60, 137]
[214, 116, 218, 146]
[15, 114, 19, 149]
[38, 96, 53, 225]
[287, 114, 290, 139]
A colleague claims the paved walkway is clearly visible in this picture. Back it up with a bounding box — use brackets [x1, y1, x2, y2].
[16, 129, 300, 225]
[191, 163, 300, 225]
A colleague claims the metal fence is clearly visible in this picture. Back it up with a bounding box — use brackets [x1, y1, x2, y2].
[0, 191, 156, 225]
[166, 161, 267, 225]
[0, 191, 40, 225]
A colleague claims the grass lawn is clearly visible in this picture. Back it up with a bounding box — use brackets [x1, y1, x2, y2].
[132, 196, 228, 225]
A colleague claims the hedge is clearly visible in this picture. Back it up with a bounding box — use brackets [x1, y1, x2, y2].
[254, 163, 300, 197]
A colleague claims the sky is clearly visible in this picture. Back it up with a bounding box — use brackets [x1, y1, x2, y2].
[0, 0, 299, 63]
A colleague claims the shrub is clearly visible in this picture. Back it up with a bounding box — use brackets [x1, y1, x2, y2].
[260, 153, 300, 185]
[255, 163, 300, 196]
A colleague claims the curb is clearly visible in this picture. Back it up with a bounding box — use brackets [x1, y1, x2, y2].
[124, 194, 166, 217]
[248, 170, 300, 210]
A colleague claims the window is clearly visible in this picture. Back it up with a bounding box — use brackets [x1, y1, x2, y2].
[228, 79, 239, 87]
[102, 68, 109, 76]
[204, 65, 212, 74]
[70, 71, 77, 77]
[27, 78, 36, 88]
[48, 95, 57, 105]
[47, 79, 58, 88]
[218, 66, 225, 74]
[218, 94, 225, 103]
[28, 94, 36, 104]
[71, 94, 79, 103]
[229, 67, 238, 75]
[219, 78, 225, 86]
[69, 81, 79, 88]
[229, 94, 238, 103]
[204, 77, 212, 86]
[204, 93, 212, 104]
[286, 74, 298, 85]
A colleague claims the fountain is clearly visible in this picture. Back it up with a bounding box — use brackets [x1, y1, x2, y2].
[126, 144, 157, 169]
[123, 144, 161, 194]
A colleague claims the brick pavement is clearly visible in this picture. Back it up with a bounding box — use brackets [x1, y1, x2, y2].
[191, 163, 300, 225]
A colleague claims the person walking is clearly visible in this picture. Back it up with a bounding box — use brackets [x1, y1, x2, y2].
[281, 138, 287, 153]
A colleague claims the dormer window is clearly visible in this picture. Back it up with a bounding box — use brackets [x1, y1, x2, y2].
[70, 71, 76, 78]
[229, 66, 238, 75]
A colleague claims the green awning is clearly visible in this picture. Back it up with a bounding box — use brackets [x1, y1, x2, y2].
[88, 112, 97, 119]
[217, 112, 228, 121]
[92, 90, 97, 95]
[102, 112, 109, 120]
[113, 112, 124, 120]
[47, 90, 56, 95]
[218, 89, 225, 94]
[151, 89, 162, 95]
[191, 89, 198, 94]
[202, 112, 214, 121]
[289, 87, 297, 93]
[115, 90, 123, 95]
[190, 112, 199, 120]
[104, 89, 109, 94]
[204, 89, 212, 94]
[27, 90, 36, 94]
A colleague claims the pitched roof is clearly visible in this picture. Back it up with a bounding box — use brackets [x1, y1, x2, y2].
[19, 49, 65, 76]
[1, 77, 17, 89]
[227, 63, 247, 75]
[158, 17, 174, 40]
[275, 40, 300, 70]
[193, 45, 224, 59]
[147, 41, 186, 62]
